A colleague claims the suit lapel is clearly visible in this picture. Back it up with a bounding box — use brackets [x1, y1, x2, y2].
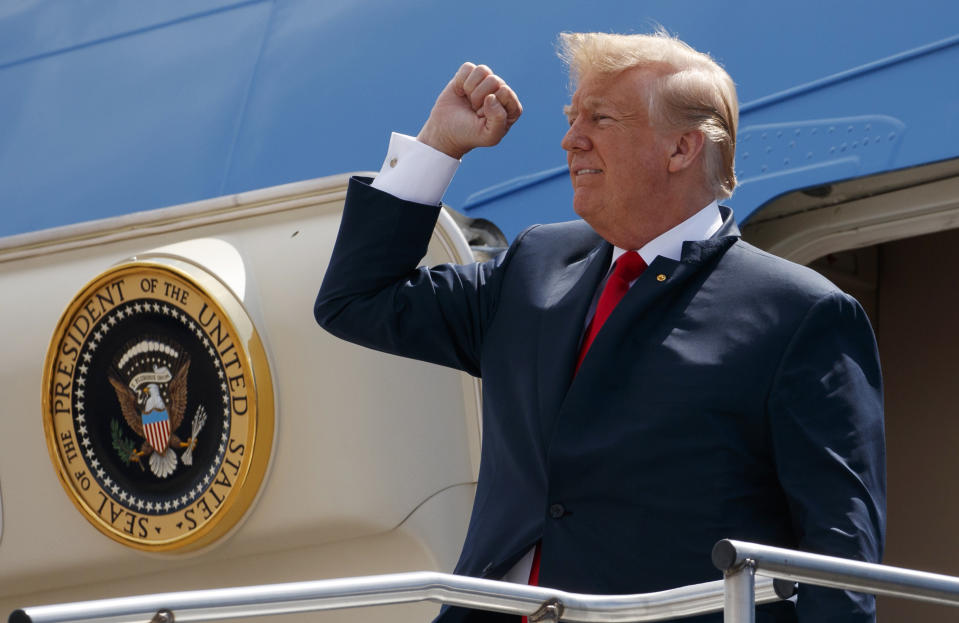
[561, 219, 740, 411]
[534, 208, 740, 443]
[534, 238, 612, 441]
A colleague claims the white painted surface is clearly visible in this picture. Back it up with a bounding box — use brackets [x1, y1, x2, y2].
[0, 174, 481, 623]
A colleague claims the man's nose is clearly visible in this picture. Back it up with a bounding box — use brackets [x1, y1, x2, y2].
[561, 122, 590, 152]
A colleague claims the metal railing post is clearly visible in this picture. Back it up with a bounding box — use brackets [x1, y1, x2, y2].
[723, 561, 756, 623]
[714, 539, 959, 608]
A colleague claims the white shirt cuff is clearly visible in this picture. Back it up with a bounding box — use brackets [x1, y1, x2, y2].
[370, 132, 460, 206]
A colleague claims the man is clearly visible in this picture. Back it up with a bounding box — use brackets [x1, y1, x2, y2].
[315, 31, 885, 623]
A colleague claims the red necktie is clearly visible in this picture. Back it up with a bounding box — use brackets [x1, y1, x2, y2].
[575, 250, 647, 372]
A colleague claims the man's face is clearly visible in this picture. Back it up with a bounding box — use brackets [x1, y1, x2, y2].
[562, 67, 678, 248]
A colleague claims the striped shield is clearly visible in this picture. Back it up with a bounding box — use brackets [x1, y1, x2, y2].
[142, 409, 171, 454]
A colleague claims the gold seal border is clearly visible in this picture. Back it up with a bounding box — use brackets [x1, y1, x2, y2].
[41, 257, 275, 553]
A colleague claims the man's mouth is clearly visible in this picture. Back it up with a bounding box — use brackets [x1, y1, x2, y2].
[575, 169, 602, 175]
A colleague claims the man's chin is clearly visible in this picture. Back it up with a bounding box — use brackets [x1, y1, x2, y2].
[572, 197, 595, 220]
[573, 198, 605, 225]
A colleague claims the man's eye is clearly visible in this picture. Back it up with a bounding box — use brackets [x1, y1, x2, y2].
[593, 114, 610, 122]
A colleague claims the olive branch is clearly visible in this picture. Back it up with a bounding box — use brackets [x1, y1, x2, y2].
[111, 418, 140, 467]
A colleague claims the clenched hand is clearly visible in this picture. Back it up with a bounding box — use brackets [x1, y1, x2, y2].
[417, 62, 523, 160]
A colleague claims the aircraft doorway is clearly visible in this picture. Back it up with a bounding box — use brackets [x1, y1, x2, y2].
[742, 158, 959, 622]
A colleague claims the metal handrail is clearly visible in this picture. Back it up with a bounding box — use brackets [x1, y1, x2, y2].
[22, 539, 959, 623]
[713, 539, 959, 623]
[10, 571, 781, 623]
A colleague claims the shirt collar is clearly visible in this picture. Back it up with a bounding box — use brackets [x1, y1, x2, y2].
[611, 200, 723, 266]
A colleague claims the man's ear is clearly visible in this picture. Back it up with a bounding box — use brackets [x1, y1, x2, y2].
[667, 130, 706, 173]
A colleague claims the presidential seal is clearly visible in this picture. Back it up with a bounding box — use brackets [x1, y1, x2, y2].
[42, 257, 274, 552]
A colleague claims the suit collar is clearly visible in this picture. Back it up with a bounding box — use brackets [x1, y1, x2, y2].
[635, 199, 723, 264]
[715, 205, 740, 238]
[679, 205, 740, 264]
[599, 205, 736, 291]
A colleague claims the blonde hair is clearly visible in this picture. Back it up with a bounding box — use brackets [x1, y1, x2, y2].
[558, 31, 739, 199]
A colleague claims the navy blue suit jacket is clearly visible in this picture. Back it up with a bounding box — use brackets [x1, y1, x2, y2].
[315, 178, 886, 623]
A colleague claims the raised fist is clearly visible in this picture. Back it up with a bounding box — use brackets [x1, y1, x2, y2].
[417, 62, 523, 159]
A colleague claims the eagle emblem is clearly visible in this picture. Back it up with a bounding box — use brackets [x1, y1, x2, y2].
[108, 339, 206, 478]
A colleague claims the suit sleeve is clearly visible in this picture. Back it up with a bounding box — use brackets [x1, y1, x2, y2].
[768, 291, 886, 622]
[315, 176, 516, 377]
